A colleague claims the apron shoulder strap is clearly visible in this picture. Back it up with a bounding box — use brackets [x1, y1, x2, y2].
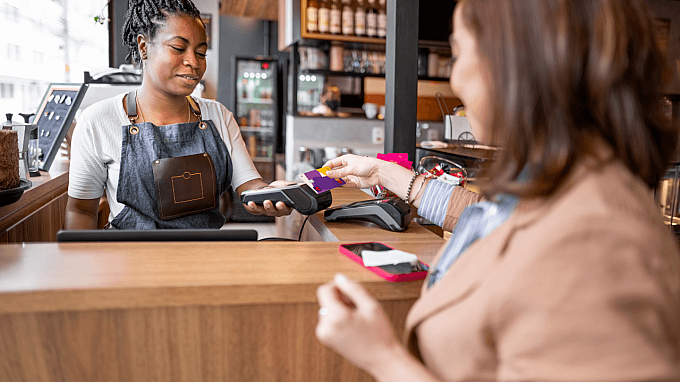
[186, 96, 202, 120]
[126, 90, 138, 124]
[126, 92, 199, 123]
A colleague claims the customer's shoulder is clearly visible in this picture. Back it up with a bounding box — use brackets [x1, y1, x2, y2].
[526, 160, 676, 257]
[561, 160, 656, 222]
[507, 161, 679, 297]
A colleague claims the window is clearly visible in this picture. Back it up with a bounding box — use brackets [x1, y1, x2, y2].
[6, 43, 20, 60]
[0, 0, 108, 115]
[0, 83, 15, 98]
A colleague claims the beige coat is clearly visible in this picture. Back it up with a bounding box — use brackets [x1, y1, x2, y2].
[405, 160, 680, 381]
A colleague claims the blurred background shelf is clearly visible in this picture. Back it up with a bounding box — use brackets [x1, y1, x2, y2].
[301, 68, 450, 82]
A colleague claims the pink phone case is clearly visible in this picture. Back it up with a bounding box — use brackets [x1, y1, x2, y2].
[338, 242, 429, 282]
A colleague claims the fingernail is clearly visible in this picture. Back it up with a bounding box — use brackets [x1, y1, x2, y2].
[334, 273, 348, 284]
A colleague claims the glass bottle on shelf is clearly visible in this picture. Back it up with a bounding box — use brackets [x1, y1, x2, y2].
[330, 0, 342, 34]
[341, 0, 354, 36]
[360, 50, 369, 73]
[366, 0, 377, 37]
[377, 0, 387, 38]
[307, 0, 319, 33]
[354, 0, 366, 37]
[318, 0, 330, 34]
[248, 134, 258, 158]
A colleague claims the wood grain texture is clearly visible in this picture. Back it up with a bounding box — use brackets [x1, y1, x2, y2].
[3, 192, 67, 243]
[219, 0, 278, 21]
[364, 94, 463, 122]
[0, 240, 442, 314]
[0, 300, 414, 382]
[0, 187, 446, 381]
[278, 0, 289, 51]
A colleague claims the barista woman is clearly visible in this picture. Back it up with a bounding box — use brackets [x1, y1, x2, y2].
[316, 0, 680, 381]
[65, 0, 291, 230]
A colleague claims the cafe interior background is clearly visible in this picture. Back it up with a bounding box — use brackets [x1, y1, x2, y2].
[0, 1, 680, 381]
[1, 0, 680, 239]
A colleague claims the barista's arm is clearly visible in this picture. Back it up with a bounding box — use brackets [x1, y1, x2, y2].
[64, 196, 100, 230]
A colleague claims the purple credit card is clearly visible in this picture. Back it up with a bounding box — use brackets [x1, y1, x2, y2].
[299, 167, 346, 194]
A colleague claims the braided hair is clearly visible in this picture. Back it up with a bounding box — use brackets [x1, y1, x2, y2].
[121, 0, 203, 63]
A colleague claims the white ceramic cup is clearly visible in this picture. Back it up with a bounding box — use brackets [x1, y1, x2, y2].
[324, 146, 340, 161]
[379, 105, 386, 118]
[363, 103, 378, 119]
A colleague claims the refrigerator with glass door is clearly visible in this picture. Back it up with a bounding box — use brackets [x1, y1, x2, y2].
[233, 56, 279, 183]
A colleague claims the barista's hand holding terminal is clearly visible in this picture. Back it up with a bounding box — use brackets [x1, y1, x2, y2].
[317, 1, 680, 381]
[65, 0, 291, 230]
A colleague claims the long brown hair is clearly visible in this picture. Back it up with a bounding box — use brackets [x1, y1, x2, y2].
[459, 0, 677, 198]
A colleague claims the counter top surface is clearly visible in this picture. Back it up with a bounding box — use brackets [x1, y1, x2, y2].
[0, 187, 445, 314]
[417, 143, 497, 161]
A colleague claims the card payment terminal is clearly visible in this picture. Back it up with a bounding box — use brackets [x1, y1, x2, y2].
[324, 197, 412, 231]
[240, 183, 332, 215]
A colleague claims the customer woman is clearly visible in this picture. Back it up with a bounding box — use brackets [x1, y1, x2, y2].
[65, 0, 291, 230]
[316, 0, 680, 380]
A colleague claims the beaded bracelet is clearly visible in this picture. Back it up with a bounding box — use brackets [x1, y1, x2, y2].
[410, 175, 427, 204]
[405, 171, 418, 205]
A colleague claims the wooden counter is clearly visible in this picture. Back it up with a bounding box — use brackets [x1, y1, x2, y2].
[0, 156, 70, 243]
[0, 187, 444, 382]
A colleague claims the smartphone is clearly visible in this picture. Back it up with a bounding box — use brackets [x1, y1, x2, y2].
[338, 242, 429, 282]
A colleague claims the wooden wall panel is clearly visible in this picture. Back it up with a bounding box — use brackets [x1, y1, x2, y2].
[0, 299, 415, 382]
[364, 94, 462, 122]
[220, 0, 278, 21]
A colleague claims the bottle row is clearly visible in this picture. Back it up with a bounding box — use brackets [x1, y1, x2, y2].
[300, 46, 385, 74]
[300, 45, 453, 78]
[306, 0, 387, 39]
[238, 108, 275, 129]
[245, 134, 274, 159]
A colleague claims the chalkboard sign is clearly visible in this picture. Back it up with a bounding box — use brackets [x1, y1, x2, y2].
[33, 83, 87, 171]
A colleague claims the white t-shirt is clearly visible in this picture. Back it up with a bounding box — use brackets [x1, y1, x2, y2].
[68, 93, 261, 222]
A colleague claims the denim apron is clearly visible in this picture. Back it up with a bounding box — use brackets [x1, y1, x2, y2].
[110, 92, 232, 229]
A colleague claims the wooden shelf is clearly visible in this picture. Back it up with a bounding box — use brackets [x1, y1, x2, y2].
[419, 76, 452, 82]
[300, 0, 385, 45]
[301, 69, 450, 82]
[300, 31, 386, 45]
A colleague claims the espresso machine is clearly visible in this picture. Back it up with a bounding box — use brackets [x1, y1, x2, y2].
[656, 164, 680, 238]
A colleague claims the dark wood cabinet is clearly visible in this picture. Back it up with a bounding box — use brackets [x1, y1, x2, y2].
[0, 159, 69, 243]
[1, 191, 68, 243]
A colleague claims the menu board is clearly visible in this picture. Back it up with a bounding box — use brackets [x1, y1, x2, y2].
[33, 83, 87, 171]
